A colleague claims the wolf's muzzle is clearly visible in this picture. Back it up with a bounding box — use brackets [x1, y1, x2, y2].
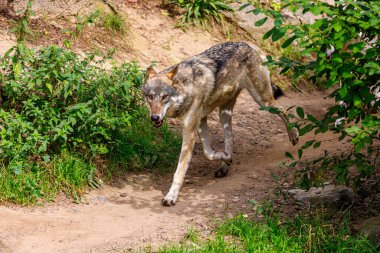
[151, 115, 160, 122]
[151, 115, 163, 128]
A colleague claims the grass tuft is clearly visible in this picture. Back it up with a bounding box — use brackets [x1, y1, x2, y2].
[103, 12, 127, 34]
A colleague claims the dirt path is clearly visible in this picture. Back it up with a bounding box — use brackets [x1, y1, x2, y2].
[0, 90, 340, 253]
[0, 2, 345, 252]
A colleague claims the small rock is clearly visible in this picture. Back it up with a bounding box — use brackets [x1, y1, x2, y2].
[359, 216, 380, 245]
[96, 195, 109, 203]
[287, 185, 359, 208]
[201, 230, 212, 236]
[120, 193, 127, 197]
[248, 173, 258, 179]
[185, 179, 193, 184]
[232, 196, 239, 203]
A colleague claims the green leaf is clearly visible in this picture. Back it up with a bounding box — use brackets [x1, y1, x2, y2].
[345, 126, 361, 135]
[298, 149, 303, 159]
[272, 28, 286, 42]
[348, 42, 365, 53]
[333, 22, 342, 32]
[255, 17, 268, 27]
[263, 28, 275, 40]
[45, 83, 53, 93]
[296, 107, 305, 118]
[307, 114, 318, 123]
[299, 124, 314, 136]
[281, 35, 297, 48]
[302, 140, 315, 150]
[274, 18, 283, 26]
[13, 61, 22, 78]
[238, 3, 251, 11]
[288, 161, 297, 168]
[313, 141, 321, 149]
[285, 151, 294, 160]
[353, 96, 361, 107]
[300, 173, 311, 190]
[339, 86, 347, 98]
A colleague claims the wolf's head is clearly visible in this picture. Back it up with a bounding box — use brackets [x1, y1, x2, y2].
[141, 66, 179, 127]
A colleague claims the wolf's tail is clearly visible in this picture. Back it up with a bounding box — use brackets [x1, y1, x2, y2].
[271, 83, 284, 100]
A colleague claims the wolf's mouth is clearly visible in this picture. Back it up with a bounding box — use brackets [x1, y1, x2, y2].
[153, 120, 163, 128]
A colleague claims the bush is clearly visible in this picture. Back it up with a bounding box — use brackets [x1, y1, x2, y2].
[0, 45, 144, 163]
[169, 0, 233, 27]
[0, 5, 181, 203]
[0, 43, 181, 204]
[244, 0, 380, 188]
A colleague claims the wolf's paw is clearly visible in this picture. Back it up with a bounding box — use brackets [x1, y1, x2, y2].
[214, 162, 230, 178]
[288, 127, 299, 145]
[162, 189, 179, 206]
[213, 151, 232, 162]
[162, 197, 176, 206]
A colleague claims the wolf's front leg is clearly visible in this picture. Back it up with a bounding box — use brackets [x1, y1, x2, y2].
[162, 115, 199, 206]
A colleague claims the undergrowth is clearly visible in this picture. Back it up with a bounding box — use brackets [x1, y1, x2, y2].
[71, 9, 127, 39]
[103, 12, 127, 34]
[0, 3, 181, 204]
[168, 0, 233, 27]
[158, 214, 378, 253]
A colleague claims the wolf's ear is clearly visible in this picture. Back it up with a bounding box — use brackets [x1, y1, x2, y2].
[146, 66, 157, 79]
[166, 65, 178, 80]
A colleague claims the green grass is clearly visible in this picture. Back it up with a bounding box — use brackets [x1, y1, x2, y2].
[0, 118, 181, 205]
[48, 154, 96, 200]
[0, 153, 92, 205]
[107, 117, 181, 174]
[0, 164, 52, 205]
[157, 215, 378, 253]
[170, 0, 233, 27]
[103, 12, 127, 34]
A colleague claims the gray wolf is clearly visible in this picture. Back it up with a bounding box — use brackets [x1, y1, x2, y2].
[142, 42, 299, 206]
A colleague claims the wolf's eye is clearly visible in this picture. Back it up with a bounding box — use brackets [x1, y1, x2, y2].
[162, 94, 168, 100]
[147, 95, 153, 100]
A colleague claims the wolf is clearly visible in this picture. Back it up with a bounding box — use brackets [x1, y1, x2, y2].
[141, 42, 299, 206]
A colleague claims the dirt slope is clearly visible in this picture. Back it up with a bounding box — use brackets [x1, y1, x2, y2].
[0, 2, 343, 253]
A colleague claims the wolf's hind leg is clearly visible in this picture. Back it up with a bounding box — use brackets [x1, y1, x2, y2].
[198, 117, 231, 161]
[214, 97, 237, 178]
[247, 86, 299, 145]
[246, 66, 299, 145]
[218, 98, 237, 162]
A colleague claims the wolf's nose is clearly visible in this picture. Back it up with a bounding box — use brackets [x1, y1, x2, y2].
[151, 115, 160, 122]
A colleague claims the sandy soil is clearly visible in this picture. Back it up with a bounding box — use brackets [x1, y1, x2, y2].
[0, 1, 346, 252]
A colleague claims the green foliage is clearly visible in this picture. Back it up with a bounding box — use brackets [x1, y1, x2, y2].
[103, 12, 127, 34]
[69, 10, 126, 39]
[0, 3, 181, 204]
[0, 45, 144, 162]
[158, 215, 378, 253]
[243, 0, 380, 188]
[107, 120, 181, 173]
[170, 0, 233, 27]
[74, 10, 102, 37]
